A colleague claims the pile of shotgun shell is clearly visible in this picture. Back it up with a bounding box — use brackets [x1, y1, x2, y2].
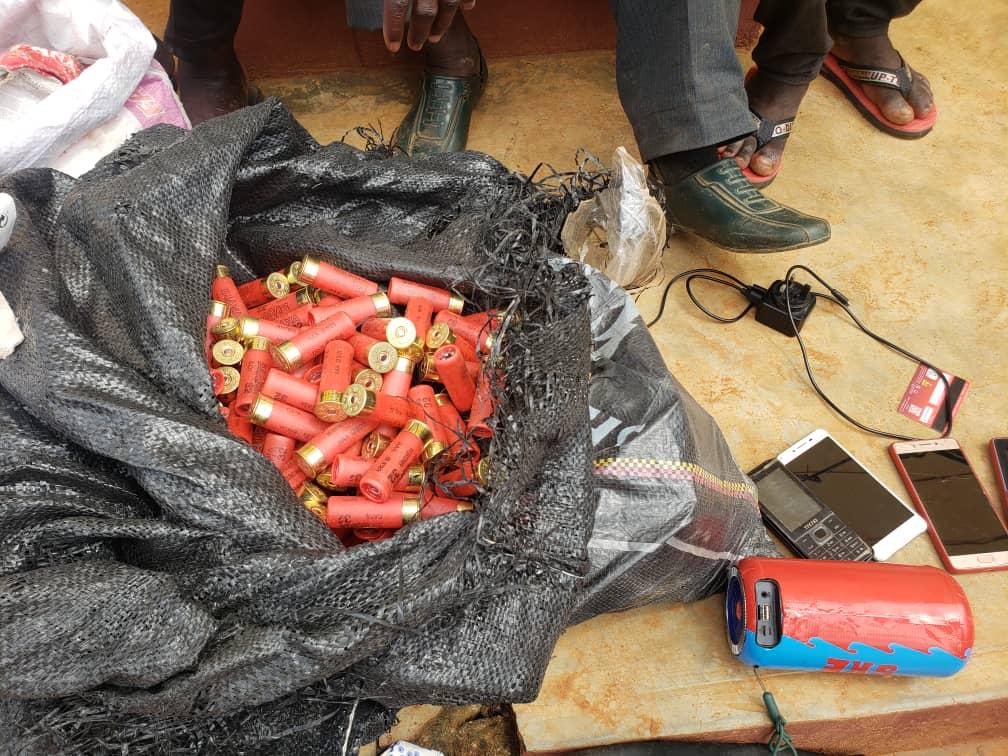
[206, 256, 496, 546]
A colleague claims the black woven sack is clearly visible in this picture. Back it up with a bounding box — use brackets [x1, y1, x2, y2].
[0, 100, 775, 753]
[0, 100, 594, 752]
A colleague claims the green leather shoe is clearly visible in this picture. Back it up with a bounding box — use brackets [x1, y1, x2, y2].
[393, 52, 487, 157]
[652, 158, 830, 253]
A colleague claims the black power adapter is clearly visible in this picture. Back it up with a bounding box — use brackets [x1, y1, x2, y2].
[746, 279, 816, 337]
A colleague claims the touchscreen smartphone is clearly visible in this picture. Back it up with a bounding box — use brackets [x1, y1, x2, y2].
[991, 438, 1008, 513]
[891, 439, 1008, 573]
[778, 429, 926, 561]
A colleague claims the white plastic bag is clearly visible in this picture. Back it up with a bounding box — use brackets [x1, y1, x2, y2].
[0, 0, 157, 174]
[0, 192, 23, 358]
[562, 146, 667, 292]
[51, 57, 189, 176]
[381, 742, 444, 756]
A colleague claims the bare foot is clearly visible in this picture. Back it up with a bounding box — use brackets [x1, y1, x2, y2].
[721, 71, 810, 178]
[830, 33, 933, 124]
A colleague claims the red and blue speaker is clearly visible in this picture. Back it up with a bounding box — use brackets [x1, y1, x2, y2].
[726, 557, 973, 677]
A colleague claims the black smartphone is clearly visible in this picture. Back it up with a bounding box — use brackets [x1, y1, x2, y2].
[750, 459, 873, 561]
[891, 439, 1008, 573]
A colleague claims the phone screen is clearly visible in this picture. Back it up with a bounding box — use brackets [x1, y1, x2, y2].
[784, 437, 911, 544]
[994, 439, 1008, 483]
[755, 465, 820, 531]
[897, 448, 1008, 556]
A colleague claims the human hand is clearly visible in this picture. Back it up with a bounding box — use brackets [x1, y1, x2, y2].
[383, 0, 477, 53]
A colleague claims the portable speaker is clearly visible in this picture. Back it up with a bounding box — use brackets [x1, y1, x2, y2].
[726, 557, 974, 677]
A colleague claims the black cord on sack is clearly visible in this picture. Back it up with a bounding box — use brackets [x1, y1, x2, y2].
[647, 263, 955, 442]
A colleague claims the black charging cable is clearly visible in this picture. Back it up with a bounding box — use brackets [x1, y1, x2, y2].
[647, 264, 955, 442]
[647, 268, 755, 325]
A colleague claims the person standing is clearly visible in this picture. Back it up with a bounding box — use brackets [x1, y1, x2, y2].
[727, 0, 935, 185]
[162, 0, 486, 156]
[609, 0, 831, 252]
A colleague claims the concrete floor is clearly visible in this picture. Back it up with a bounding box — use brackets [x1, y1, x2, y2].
[127, 1, 1008, 753]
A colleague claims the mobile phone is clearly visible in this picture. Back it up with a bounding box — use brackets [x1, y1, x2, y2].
[749, 459, 872, 561]
[891, 439, 1008, 573]
[778, 429, 926, 561]
[991, 438, 1008, 512]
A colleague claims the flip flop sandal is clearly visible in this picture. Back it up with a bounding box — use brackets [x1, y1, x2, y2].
[821, 51, 937, 139]
[740, 109, 794, 188]
[738, 67, 794, 188]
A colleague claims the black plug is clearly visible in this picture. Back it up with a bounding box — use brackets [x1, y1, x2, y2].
[745, 279, 816, 337]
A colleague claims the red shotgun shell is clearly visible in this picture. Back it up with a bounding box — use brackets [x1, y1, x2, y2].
[316, 339, 354, 421]
[359, 317, 393, 341]
[327, 492, 472, 529]
[435, 457, 489, 498]
[211, 265, 248, 318]
[328, 455, 422, 491]
[341, 385, 414, 427]
[205, 300, 229, 363]
[425, 322, 478, 362]
[297, 481, 329, 523]
[367, 342, 400, 374]
[434, 310, 494, 353]
[362, 425, 396, 458]
[238, 272, 290, 308]
[467, 372, 495, 439]
[303, 363, 324, 384]
[327, 496, 405, 529]
[297, 255, 379, 299]
[294, 416, 377, 476]
[249, 395, 329, 442]
[281, 459, 308, 490]
[211, 366, 240, 399]
[352, 528, 394, 542]
[248, 287, 314, 321]
[261, 432, 296, 471]
[380, 355, 415, 398]
[387, 277, 464, 314]
[211, 339, 245, 368]
[261, 369, 319, 413]
[309, 292, 392, 326]
[419, 494, 476, 520]
[348, 331, 379, 366]
[384, 317, 419, 352]
[408, 384, 451, 446]
[353, 368, 384, 392]
[434, 391, 466, 445]
[433, 344, 476, 411]
[236, 316, 300, 344]
[359, 420, 433, 502]
[280, 302, 316, 328]
[227, 408, 254, 444]
[273, 311, 355, 371]
[235, 336, 273, 417]
[329, 454, 374, 488]
[404, 297, 434, 341]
